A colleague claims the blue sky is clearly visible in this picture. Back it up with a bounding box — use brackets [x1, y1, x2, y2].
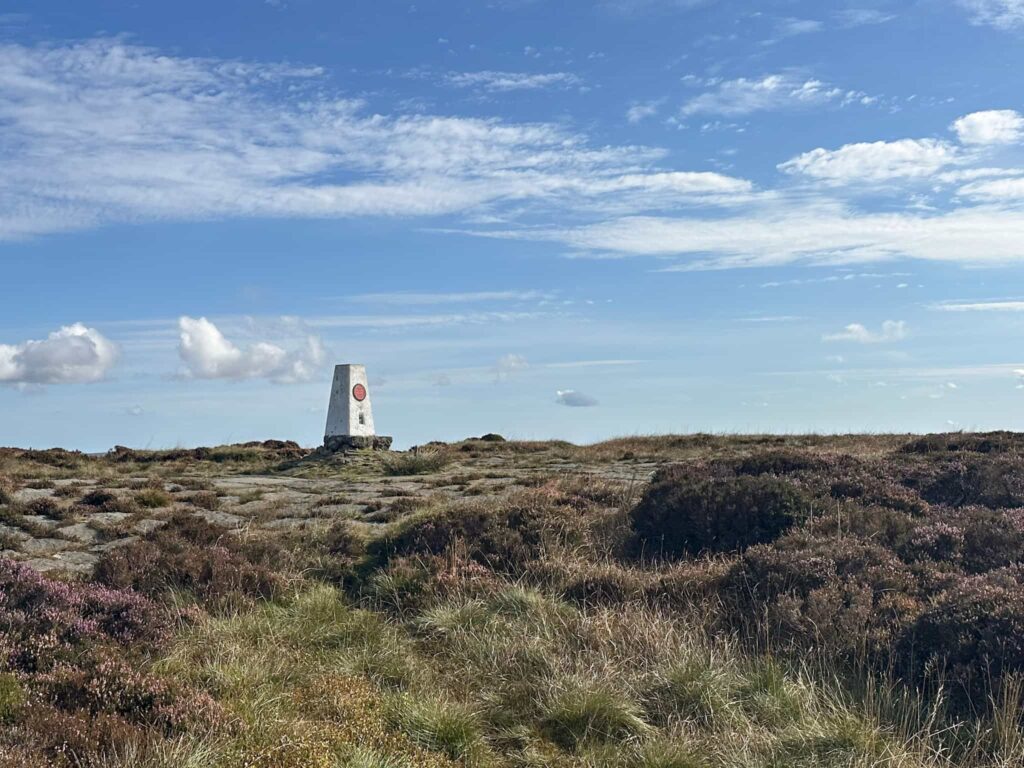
[3, 0, 1024, 451]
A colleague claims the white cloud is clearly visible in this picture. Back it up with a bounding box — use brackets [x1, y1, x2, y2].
[957, 0, 1024, 30]
[349, 290, 555, 305]
[837, 9, 896, 26]
[779, 139, 959, 182]
[627, 101, 661, 124]
[951, 110, 1024, 145]
[958, 176, 1024, 200]
[177, 316, 324, 383]
[0, 38, 747, 240]
[1016, 368, 1024, 388]
[775, 18, 825, 38]
[446, 70, 581, 91]
[931, 299, 1024, 311]
[823, 320, 907, 343]
[0, 324, 118, 385]
[518, 203, 1024, 268]
[496, 353, 529, 379]
[555, 389, 599, 406]
[680, 74, 856, 116]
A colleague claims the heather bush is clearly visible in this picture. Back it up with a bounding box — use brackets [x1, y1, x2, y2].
[914, 457, 1024, 508]
[365, 493, 586, 574]
[81, 489, 117, 507]
[95, 513, 280, 609]
[630, 468, 809, 557]
[734, 449, 826, 476]
[24, 496, 72, 520]
[186, 490, 220, 510]
[901, 432, 1024, 455]
[897, 567, 1024, 713]
[724, 533, 922, 658]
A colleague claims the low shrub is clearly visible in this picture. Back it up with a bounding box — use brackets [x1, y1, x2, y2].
[630, 469, 809, 557]
[381, 451, 451, 476]
[0, 673, 25, 724]
[24, 496, 71, 520]
[187, 490, 220, 510]
[135, 488, 173, 509]
[81, 488, 117, 507]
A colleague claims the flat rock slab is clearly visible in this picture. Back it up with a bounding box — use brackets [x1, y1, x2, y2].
[59, 523, 100, 544]
[0, 524, 28, 542]
[87, 511, 132, 525]
[134, 518, 165, 535]
[91, 536, 140, 552]
[11, 488, 54, 503]
[21, 515, 59, 530]
[25, 550, 98, 574]
[21, 537, 72, 556]
[193, 509, 244, 528]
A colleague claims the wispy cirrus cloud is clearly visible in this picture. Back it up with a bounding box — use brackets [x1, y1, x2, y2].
[680, 73, 870, 116]
[348, 290, 557, 305]
[0, 38, 749, 241]
[445, 70, 582, 91]
[930, 299, 1024, 311]
[957, 0, 1024, 30]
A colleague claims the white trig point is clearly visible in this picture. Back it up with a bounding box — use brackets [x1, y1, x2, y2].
[323, 364, 392, 451]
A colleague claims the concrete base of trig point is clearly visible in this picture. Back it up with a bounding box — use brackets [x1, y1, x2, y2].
[322, 363, 392, 453]
[323, 434, 393, 452]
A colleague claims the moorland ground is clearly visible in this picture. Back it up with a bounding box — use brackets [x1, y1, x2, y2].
[1, 432, 1024, 767]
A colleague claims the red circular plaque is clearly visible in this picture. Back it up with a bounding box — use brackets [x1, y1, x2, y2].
[352, 383, 367, 402]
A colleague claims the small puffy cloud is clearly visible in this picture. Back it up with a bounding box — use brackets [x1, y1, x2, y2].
[957, 0, 1024, 30]
[951, 110, 1024, 145]
[779, 139, 958, 182]
[495, 353, 529, 380]
[555, 389, 599, 407]
[1016, 369, 1024, 388]
[823, 320, 907, 343]
[0, 323, 118, 385]
[177, 316, 324, 383]
[626, 101, 660, 124]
